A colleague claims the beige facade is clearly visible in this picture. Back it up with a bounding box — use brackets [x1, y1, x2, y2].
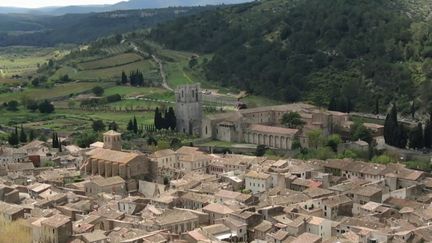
[82, 148, 149, 179]
[201, 102, 350, 150]
[84, 176, 126, 196]
[40, 214, 72, 243]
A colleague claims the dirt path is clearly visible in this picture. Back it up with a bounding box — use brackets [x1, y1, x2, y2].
[129, 41, 173, 92]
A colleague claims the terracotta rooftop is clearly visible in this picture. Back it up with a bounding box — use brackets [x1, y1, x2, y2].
[248, 124, 299, 136]
[91, 176, 125, 187]
[245, 170, 270, 180]
[41, 214, 71, 228]
[322, 195, 352, 208]
[150, 149, 176, 158]
[88, 148, 139, 164]
[157, 209, 198, 226]
[202, 203, 234, 214]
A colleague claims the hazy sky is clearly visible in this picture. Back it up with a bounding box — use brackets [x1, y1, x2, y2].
[0, 0, 124, 8]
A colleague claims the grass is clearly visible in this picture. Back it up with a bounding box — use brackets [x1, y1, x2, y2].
[0, 82, 105, 103]
[51, 60, 157, 81]
[0, 46, 67, 77]
[77, 53, 142, 70]
[103, 86, 172, 99]
[1, 107, 155, 133]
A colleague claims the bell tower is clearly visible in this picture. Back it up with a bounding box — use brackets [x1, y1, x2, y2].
[175, 83, 203, 136]
[103, 130, 122, 151]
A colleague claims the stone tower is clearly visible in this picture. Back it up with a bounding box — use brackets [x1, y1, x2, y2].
[103, 130, 122, 151]
[175, 83, 203, 135]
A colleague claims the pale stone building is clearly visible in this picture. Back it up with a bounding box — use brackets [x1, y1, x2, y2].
[245, 170, 272, 194]
[84, 176, 126, 196]
[40, 214, 72, 243]
[175, 83, 202, 136]
[200, 99, 349, 149]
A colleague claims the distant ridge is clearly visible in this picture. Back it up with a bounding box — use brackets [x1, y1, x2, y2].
[0, 0, 252, 15]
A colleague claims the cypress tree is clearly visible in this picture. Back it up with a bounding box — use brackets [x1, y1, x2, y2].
[384, 105, 399, 146]
[154, 107, 163, 130]
[127, 119, 134, 131]
[133, 116, 138, 134]
[52, 133, 57, 148]
[424, 120, 432, 149]
[409, 122, 424, 149]
[163, 109, 169, 129]
[29, 130, 35, 141]
[19, 125, 27, 143]
[121, 71, 128, 85]
[168, 107, 176, 130]
[8, 127, 19, 146]
[398, 124, 408, 149]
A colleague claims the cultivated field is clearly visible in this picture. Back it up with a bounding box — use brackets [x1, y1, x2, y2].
[0, 47, 67, 77]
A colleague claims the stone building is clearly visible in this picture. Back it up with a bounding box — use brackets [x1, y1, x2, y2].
[84, 176, 126, 196]
[201, 101, 350, 150]
[40, 214, 72, 243]
[175, 83, 203, 136]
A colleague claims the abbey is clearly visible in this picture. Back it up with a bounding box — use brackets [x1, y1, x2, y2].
[176, 84, 350, 150]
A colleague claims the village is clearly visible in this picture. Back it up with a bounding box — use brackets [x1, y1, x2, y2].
[0, 84, 430, 243]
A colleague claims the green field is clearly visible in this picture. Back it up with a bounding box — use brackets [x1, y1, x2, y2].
[52, 59, 157, 81]
[0, 82, 105, 103]
[77, 53, 142, 70]
[0, 107, 155, 133]
[0, 47, 68, 77]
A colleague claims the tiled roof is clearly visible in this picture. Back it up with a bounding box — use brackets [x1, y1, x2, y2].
[88, 148, 139, 164]
[248, 124, 299, 136]
[245, 170, 270, 180]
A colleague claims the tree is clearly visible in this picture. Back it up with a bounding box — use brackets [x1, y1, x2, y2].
[19, 125, 27, 143]
[424, 119, 432, 149]
[29, 130, 35, 141]
[26, 100, 39, 112]
[147, 136, 158, 146]
[384, 104, 402, 147]
[281, 112, 306, 129]
[52, 132, 59, 148]
[108, 121, 118, 131]
[409, 122, 424, 149]
[351, 122, 372, 144]
[154, 107, 163, 130]
[307, 129, 323, 149]
[76, 132, 99, 148]
[127, 119, 134, 131]
[6, 100, 19, 111]
[38, 100, 54, 113]
[326, 134, 342, 152]
[170, 138, 182, 149]
[255, 145, 267, 156]
[133, 116, 138, 134]
[92, 120, 106, 132]
[121, 71, 128, 85]
[372, 155, 394, 164]
[92, 86, 104, 96]
[8, 127, 19, 146]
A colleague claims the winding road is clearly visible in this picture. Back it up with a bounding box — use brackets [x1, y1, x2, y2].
[129, 41, 173, 92]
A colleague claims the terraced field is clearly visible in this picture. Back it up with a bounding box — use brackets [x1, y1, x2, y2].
[0, 82, 105, 103]
[0, 47, 67, 77]
[77, 53, 142, 70]
[52, 59, 157, 81]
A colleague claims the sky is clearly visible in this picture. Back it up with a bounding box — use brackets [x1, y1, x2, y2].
[0, 0, 124, 8]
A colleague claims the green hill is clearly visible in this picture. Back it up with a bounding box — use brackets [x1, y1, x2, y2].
[150, 0, 432, 115]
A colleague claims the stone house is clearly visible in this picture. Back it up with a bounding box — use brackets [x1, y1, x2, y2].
[202, 203, 234, 224]
[245, 170, 272, 194]
[348, 185, 382, 215]
[117, 196, 148, 215]
[321, 194, 353, 220]
[0, 201, 25, 225]
[156, 209, 199, 234]
[0, 184, 19, 203]
[84, 176, 126, 196]
[40, 214, 72, 243]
